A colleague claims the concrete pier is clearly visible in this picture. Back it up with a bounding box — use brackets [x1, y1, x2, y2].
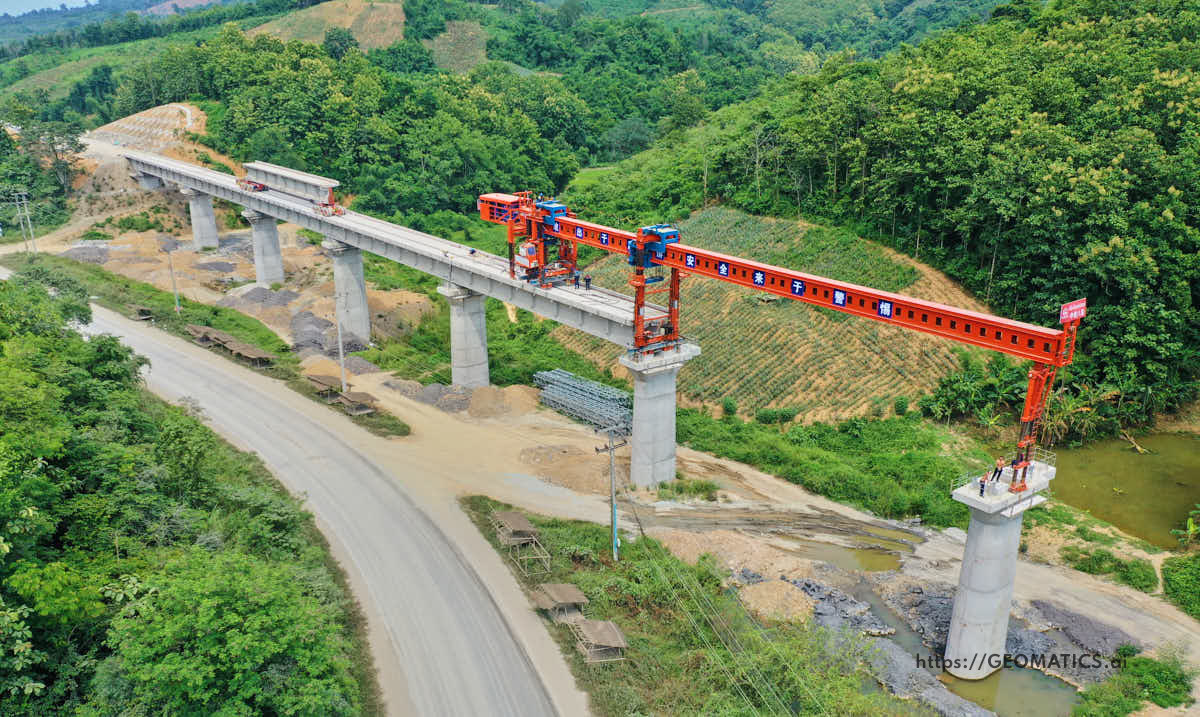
[437, 282, 489, 388]
[324, 239, 371, 343]
[618, 343, 700, 488]
[180, 187, 218, 250]
[944, 461, 1055, 679]
[243, 209, 284, 287]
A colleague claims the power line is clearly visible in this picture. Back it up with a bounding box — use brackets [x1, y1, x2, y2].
[622, 495, 793, 714]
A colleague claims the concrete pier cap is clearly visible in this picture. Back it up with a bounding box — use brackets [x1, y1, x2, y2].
[437, 282, 489, 388]
[944, 460, 1056, 680]
[242, 209, 284, 287]
[618, 343, 700, 489]
[179, 187, 218, 251]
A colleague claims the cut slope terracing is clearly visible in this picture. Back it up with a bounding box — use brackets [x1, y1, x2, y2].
[554, 206, 991, 421]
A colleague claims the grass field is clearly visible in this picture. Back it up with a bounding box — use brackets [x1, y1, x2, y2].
[554, 206, 990, 421]
[460, 495, 913, 715]
[248, 0, 406, 50]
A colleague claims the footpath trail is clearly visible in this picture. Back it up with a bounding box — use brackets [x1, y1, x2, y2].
[64, 300, 590, 717]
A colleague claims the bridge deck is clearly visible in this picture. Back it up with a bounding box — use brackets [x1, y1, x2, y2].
[124, 150, 648, 347]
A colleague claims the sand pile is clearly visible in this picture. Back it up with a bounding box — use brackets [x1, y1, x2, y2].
[468, 385, 540, 418]
[300, 356, 343, 378]
[647, 528, 817, 582]
[739, 579, 815, 623]
[518, 444, 623, 494]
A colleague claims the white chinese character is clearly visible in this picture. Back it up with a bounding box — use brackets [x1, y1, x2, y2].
[575, 227, 584, 238]
[753, 271, 765, 285]
[686, 254, 696, 267]
[834, 290, 846, 305]
[879, 301, 892, 318]
[718, 263, 729, 276]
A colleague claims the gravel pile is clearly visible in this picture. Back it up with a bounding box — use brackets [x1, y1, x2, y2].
[343, 356, 381, 375]
[383, 379, 422, 397]
[194, 260, 235, 273]
[785, 577, 894, 636]
[291, 311, 333, 353]
[240, 286, 299, 307]
[61, 246, 109, 264]
[435, 386, 472, 412]
[1031, 599, 1140, 656]
[735, 568, 766, 585]
[415, 383, 447, 405]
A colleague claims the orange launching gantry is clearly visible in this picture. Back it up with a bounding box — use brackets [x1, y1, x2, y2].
[478, 192, 1084, 490]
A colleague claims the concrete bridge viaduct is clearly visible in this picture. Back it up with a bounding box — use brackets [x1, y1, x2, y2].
[125, 150, 697, 487]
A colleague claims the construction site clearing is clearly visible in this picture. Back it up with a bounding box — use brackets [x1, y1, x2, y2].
[12, 113, 1199, 715]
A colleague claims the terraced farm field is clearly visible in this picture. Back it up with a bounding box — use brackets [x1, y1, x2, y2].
[249, 0, 406, 50]
[553, 207, 991, 421]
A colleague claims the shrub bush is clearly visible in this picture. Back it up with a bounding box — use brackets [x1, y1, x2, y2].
[1162, 553, 1200, 620]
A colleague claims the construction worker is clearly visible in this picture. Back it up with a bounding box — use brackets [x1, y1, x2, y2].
[574, 273, 580, 289]
[991, 457, 1004, 482]
[979, 474, 988, 497]
[584, 274, 592, 290]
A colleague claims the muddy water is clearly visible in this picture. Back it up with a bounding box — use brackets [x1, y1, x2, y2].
[850, 583, 1080, 717]
[1053, 433, 1200, 548]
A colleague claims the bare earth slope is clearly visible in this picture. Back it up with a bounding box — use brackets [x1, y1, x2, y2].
[249, 0, 406, 50]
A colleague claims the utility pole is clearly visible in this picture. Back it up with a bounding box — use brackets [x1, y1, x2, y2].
[334, 290, 348, 393]
[159, 235, 181, 313]
[4, 192, 35, 253]
[595, 426, 628, 562]
[18, 193, 35, 254]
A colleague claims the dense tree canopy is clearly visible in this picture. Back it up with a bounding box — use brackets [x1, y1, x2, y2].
[569, 0, 1200, 433]
[0, 265, 364, 714]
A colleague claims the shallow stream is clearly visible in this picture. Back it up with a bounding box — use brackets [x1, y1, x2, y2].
[848, 582, 1081, 717]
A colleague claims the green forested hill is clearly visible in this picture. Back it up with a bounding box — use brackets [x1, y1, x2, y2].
[568, 0, 1200, 435]
[0, 265, 369, 713]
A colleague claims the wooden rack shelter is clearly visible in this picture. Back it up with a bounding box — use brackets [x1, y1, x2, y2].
[533, 583, 589, 623]
[336, 391, 377, 416]
[569, 619, 628, 664]
[225, 341, 277, 367]
[186, 324, 216, 347]
[305, 374, 344, 402]
[489, 511, 551, 575]
[184, 325, 275, 365]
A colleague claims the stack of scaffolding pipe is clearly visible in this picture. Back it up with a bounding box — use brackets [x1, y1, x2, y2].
[534, 370, 631, 434]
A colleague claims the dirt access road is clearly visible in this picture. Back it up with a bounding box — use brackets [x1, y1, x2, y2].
[60, 300, 591, 717]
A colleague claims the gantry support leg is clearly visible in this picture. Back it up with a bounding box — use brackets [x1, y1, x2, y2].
[180, 187, 218, 250]
[324, 239, 371, 343]
[437, 282, 489, 388]
[618, 343, 701, 488]
[243, 209, 284, 287]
